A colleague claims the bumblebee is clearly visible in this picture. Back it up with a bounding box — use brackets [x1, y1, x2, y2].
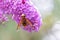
[17, 14, 32, 30]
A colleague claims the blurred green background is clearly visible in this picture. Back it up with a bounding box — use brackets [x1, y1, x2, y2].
[0, 0, 60, 40]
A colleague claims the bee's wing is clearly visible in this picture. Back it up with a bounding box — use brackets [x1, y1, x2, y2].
[26, 18, 32, 26]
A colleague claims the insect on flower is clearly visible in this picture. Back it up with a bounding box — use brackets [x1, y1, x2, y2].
[0, 0, 42, 32]
[17, 14, 33, 30]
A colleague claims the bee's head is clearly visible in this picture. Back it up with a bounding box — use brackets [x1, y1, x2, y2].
[21, 14, 26, 18]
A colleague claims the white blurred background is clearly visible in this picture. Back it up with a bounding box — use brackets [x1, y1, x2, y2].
[31, 0, 60, 40]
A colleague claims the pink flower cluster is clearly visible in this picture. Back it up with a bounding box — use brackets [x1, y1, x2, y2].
[0, 0, 42, 32]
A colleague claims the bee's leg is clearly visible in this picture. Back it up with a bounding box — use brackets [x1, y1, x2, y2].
[17, 24, 20, 30]
[17, 21, 21, 31]
[16, 23, 21, 32]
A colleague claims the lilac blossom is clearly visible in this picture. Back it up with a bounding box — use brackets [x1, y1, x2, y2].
[12, 0, 42, 32]
[0, 0, 42, 32]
